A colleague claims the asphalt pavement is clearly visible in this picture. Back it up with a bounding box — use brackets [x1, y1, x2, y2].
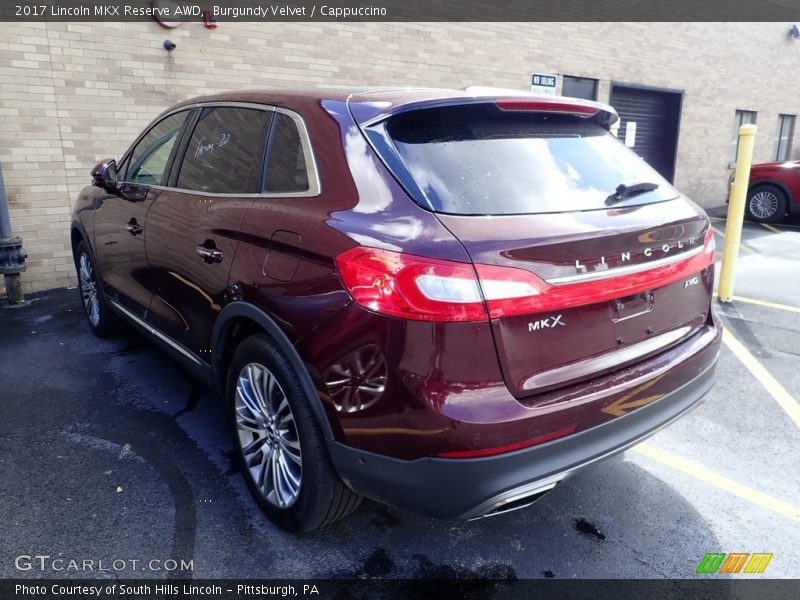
[1, 213, 799, 580]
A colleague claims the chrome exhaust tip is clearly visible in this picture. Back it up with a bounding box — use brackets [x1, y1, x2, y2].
[468, 481, 558, 521]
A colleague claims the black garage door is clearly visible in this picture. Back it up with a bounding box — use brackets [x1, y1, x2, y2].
[610, 85, 682, 183]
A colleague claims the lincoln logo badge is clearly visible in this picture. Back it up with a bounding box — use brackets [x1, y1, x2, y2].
[574, 237, 698, 274]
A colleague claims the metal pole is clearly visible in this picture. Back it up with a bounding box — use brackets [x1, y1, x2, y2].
[717, 124, 757, 303]
[0, 162, 27, 304]
[0, 163, 12, 238]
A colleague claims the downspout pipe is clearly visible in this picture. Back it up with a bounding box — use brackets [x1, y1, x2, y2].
[0, 162, 27, 304]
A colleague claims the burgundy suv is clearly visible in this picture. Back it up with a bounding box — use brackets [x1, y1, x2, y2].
[71, 88, 721, 532]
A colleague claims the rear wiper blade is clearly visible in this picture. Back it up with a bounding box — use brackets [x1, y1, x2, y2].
[605, 182, 659, 206]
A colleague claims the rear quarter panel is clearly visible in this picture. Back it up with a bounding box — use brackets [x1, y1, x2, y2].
[226, 98, 476, 445]
[228, 98, 470, 345]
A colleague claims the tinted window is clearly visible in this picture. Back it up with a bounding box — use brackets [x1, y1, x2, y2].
[124, 111, 189, 185]
[177, 107, 270, 194]
[264, 113, 309, 193]
[384, 104, 676, 215]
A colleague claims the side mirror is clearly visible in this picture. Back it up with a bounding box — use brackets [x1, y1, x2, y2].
[91, 159, 119, 191]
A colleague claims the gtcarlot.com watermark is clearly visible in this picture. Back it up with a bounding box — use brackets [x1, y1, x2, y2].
[15, 554, 194, 573]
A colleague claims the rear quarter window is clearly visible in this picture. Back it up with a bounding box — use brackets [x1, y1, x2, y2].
[264, 112, 309, 193]
[380, 103, 677, 215]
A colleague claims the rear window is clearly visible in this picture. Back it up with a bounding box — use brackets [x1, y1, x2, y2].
[382, 104, 677, 215]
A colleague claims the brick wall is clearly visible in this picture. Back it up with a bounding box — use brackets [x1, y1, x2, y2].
[0, 21, 798, 293]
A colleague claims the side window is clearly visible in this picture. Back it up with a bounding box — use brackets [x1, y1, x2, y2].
[177, 107, 270, 194]
[264, 112, 310, 193]
[123, 111, 189, 185]
[730, 109, 757, 164]
[775, 114, 795, 161]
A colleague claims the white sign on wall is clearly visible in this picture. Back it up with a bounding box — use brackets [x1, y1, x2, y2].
[531, 73, 557, 96]
[625, 121, 637, 147]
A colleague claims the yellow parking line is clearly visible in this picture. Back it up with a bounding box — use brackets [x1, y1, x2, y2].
[709, 216, 800, 231]
[632, 443, 800, 522]
[710, 225, 755, 254]
[722, 328, 800, 428]
[716, 294, 800, 314]
[776, 222, 800, 231]
[710, 224, 727, 238]
[761, 222, 800, 244]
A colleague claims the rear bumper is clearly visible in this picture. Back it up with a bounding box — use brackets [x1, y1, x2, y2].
[330, 354, 718, 519]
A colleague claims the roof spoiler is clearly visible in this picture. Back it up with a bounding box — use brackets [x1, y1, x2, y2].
[464, 87, 618, 129]
[352, 88, 619, 130]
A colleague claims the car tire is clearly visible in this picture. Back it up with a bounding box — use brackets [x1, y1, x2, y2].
[745, 185, 787, 223]
[227, 334, 362, 532]
[73, 239, 125, 338]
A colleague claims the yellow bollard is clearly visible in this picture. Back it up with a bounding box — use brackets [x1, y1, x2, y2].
[717, 124, 757, 303]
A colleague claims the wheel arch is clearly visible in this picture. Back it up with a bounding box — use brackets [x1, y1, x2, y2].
[748, 179, 792, 205]
[70, 221, 92, 258]
[211, 302, 335, 442]
[70, 227, 83, 252]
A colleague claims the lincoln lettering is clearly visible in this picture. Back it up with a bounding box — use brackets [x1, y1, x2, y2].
[575, 237, 697, 272]
[49, 5, 90, 16]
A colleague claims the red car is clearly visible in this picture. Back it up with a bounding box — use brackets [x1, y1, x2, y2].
[71, 88, 721, 531]
[738, 160, 800, 222]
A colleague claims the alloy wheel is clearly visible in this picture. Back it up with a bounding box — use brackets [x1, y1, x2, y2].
[235, 363, 303, 508]
[749, 191, 779, 220]
[79, 252, 100, 326]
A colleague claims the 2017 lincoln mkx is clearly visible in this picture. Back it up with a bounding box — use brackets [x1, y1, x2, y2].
[71, 88, 721, 531]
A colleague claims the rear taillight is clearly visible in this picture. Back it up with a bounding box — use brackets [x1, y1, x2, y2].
[336, 229, 714, 322]
[334, 247, 487, 322]
[706, 225, 716, 260]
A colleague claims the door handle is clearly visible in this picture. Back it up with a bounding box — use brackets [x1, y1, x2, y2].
[126, 219, 143, 236]
[196, 245, 224, 264]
